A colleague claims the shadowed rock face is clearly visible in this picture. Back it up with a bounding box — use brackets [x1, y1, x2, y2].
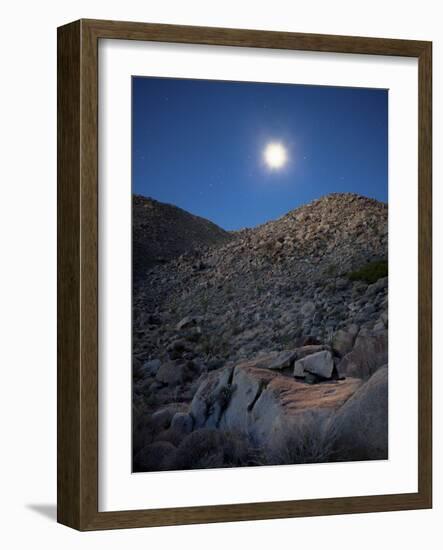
[328, 366, 388, 460]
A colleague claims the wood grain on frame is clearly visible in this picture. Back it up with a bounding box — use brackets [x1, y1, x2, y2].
[57, 19, 432, 530]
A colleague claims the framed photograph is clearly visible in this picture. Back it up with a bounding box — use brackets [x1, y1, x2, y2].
[57, 19, 432, 530]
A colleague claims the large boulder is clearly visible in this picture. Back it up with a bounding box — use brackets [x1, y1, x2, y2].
[327, 366, 388, 460]
[337, 329, 388, 379]
[190, 365, 235, 429]
[232, 347, 328, 374]
[293, 350, 335, 379]
[190, 363, 362, 451]
[150, 408, 174, 432]
[332, 329, 357, 357]
[218, 365, 276, 435]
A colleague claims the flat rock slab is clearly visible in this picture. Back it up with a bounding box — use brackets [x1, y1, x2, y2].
[266, 373, 362, 414]
[230, 347, 328, 374]
[238, 350, 298, 371]
[295, 345, 327, 359]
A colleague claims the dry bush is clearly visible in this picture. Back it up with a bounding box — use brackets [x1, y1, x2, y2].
[133, 441, 176, 472]
[166, 428, 257, 470]
[155, 424, 188, 447]
[348, 260, 388, 284]
[269, 410, 339, 465]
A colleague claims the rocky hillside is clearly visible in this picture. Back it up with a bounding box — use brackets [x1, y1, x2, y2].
[132, 193, 389, 471]
[133, 194, 232, 281]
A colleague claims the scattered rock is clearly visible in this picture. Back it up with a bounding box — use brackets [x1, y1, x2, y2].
[373, 321, 385, 332]
[190, 366, 235, 429]
[147, 314, 162, 326]
[302, 336, 322, 346]
[176, 316, 199, 331]
[185, 326, 202, 342]
[156, 361, 188, 385]
[141, 358, 161, 377]
[365, 276, 388, 297]
[300, 301, 316, 318]
[335, 278, 349, 290]
[167, 339, 192, 353]
[150, 408, 174, 432]
[293, 361, 306, 378]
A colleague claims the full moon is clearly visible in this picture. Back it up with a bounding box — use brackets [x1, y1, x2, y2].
[263, 142, 287, 169]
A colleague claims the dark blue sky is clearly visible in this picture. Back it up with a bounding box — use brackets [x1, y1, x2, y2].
[133, 77, 388, 230]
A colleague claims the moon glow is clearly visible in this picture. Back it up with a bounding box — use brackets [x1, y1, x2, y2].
[263, 142, 287, 170]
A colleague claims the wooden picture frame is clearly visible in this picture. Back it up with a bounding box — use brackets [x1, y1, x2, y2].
[57, 18, 432, 530]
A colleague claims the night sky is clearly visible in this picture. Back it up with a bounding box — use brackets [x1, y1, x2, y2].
[132, 77, 388, 231]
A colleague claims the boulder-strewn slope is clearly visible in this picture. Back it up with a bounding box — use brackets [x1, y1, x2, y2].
[133, 194, 232, 281]
[132, 193, 389, 471]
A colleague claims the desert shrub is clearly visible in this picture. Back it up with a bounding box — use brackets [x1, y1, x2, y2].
[133, 441, 176, 472]
[272, 331, 295, 347]
[348, 260, 388, 284]
[166, 428, 255, 470]
[132, 360, 145, 382]
[142, 390, 160, 408]
[199, 292, 210, 314]
[325, 264, 338, 278]
[132, 412, 157, 455]
[199, 333, 216, 357]
[199, 332, 231, 360]
[155, 425, 188, 447]
[270, 410, 338, 465]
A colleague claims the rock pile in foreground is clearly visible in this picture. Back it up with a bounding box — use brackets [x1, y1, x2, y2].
[132, 193, 388, 471]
